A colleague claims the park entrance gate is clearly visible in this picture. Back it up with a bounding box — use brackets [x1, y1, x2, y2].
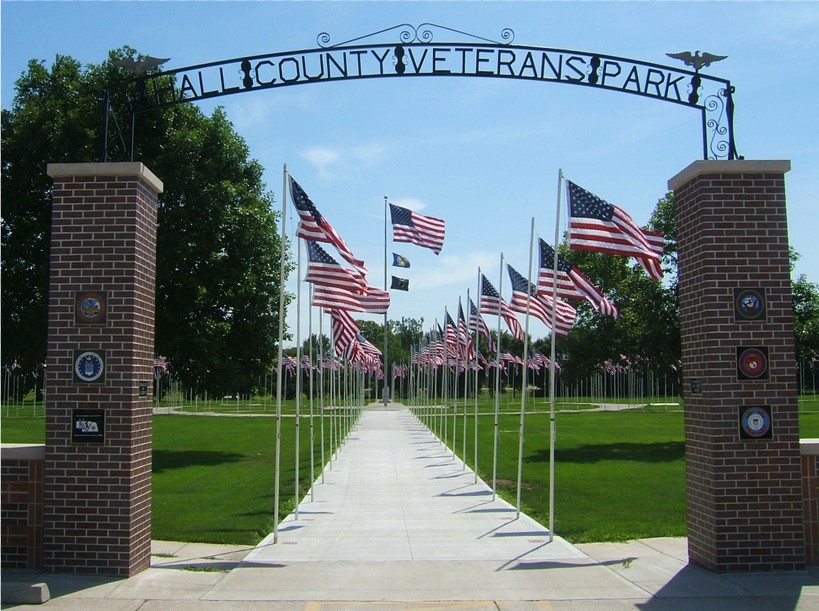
[39, 24, 803, 576]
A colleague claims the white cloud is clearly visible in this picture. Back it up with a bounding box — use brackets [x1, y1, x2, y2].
[299, 142, 393, 179]
[301, 147, 342, 177]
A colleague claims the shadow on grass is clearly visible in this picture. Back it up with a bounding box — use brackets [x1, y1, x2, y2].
[528, 441, 684, 464]
[153, 449, 245, 472]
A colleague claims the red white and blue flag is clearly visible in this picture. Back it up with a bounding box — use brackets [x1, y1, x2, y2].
[311, 284, 390, 314]
[507, 264, 576, 336]
[468, 297, 495, 353]
[290, 176, 368, 278]
[389, 203, 446, 255]
[328, 308, 359, 359]
[538, 239, 618, 317]
[567, 180, 664, 281]
[479, 274, 524, 341]
[305, 241, 367, 295]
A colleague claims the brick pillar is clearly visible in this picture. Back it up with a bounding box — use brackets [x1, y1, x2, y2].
[669, 159, 804, 572]
[43, 163, 162, 576]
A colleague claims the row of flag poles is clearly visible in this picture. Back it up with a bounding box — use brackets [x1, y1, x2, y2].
[273, 164, 664, 543]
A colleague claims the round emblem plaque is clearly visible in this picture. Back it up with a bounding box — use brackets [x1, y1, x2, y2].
[734, 288, 765, 320]
[741, 406, 771, 439]
[74, 351, 104, 383]
[737, 347, 768, 379]
[75, 290, 107, 324]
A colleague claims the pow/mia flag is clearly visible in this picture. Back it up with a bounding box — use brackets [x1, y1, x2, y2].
[391, 276, 409, 291]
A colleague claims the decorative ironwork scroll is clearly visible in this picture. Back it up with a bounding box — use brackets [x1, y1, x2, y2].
[102, 24, 738, 162]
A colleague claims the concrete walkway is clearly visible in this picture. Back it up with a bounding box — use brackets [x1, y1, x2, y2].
[3, 405, 818, 609]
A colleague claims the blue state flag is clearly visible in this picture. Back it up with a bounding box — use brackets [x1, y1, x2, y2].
[392, 253, 411, 268]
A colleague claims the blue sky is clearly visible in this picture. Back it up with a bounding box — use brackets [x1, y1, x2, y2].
[3, 1, 818, 347]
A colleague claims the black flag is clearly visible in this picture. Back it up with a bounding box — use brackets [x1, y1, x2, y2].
[391, 276, 409, 291]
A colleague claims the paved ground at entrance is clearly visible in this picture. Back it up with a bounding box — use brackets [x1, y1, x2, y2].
[3, 404, 818, 610]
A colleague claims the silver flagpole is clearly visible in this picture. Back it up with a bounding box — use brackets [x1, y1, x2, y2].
[549, 169, 564, 542]
[308, 285, 315, 502]
[471, 282, 479, 485]
[516, 217, 535, 519]
[461, 299, 467, 470]
[318, 309, 325, 484]
[328, 320, 335, 472]
[492, 256, 503, 501]
[294, 234, 303, 521]
[447, 307, 458, 462]
[273, 164, 289, 544]
[383, 195, 389, 405]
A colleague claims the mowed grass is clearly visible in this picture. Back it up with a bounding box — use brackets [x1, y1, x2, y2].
[426, 407, 686, 543]
[1, 408, 345, 545]
[2, 395, 818, 545]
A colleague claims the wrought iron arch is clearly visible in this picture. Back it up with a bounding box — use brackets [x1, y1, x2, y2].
[102, 23, 738, 162]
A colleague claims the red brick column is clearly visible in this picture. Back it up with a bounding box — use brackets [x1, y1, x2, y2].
[802, 443, 819, 565]
[43, 163, 162, 576]
[669, 160, 804, 571]
[0, 445, 45, 569]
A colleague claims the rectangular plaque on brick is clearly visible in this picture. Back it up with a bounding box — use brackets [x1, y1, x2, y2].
[72, 409, 105, 443]
[733, 287, 766, 322]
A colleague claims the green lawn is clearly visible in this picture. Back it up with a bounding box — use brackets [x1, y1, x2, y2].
[151, 413, 343, 544]
[2, 395, 818, 545]
[423, 407, 686, 543]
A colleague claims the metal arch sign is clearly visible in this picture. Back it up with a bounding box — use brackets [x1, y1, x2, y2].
[106, 23, 738, 161]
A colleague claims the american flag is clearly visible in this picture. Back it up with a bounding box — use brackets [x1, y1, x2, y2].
[443, 312, 461, 358]
[290, 176, 368, 278]
[329, 308, 359, 358]
[355, 333, 382, 358]
[344, 332, 382, 371]
[311, 284, 390, 314]
[538, 239, 619, 317]
[281, 355, 298, 376]
[479, 274, 524, 341]
[468, 297, 494, 353]
[457, 301, 475, 360]
[567, 180, 664, 281]
[389, 203, 446, 255]
[305, 241, 367, 295]
[507, 265, 575, 336]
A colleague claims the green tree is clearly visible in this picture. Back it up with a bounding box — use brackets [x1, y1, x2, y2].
[793, 274, 819, 384]
[1, 49, 291, 397]
[2, 55, 96, 396]
[558, 192, 680, 391]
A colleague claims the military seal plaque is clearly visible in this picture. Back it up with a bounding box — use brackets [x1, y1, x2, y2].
[736, 346, 769, 380]
[733, 287, 766, 322]
[73, 350, 106, 384]
[739, 405, 772, 440]
[75, 290, 107, 325]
